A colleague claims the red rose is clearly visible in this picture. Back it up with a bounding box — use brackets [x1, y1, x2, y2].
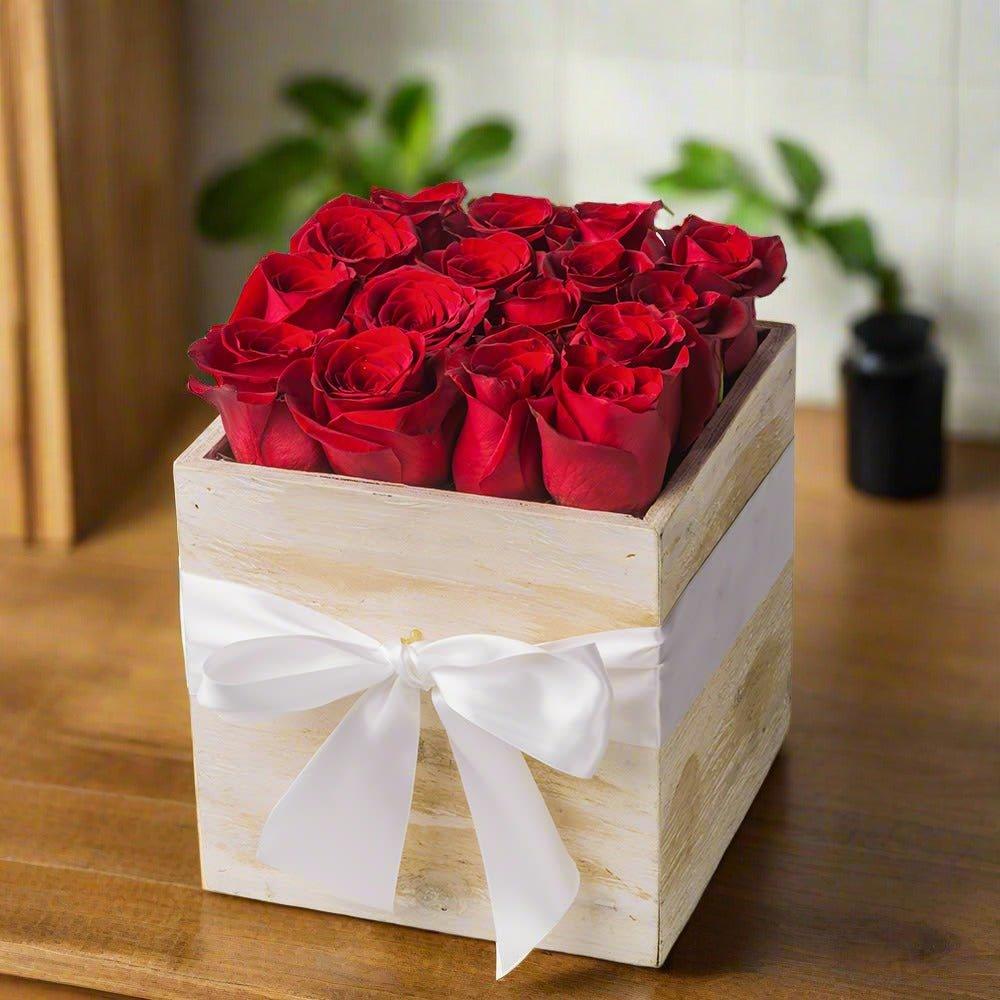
[673, 316, 722, 450]
[568, 303, 719, 450]
[682, 291, 757, 378]
[630, 269, 700, 313]
[632, 271, 757, 377]
[450, 192, 556, 245]
[280, 327, 461, 486]
[569, 301, 687, 367]
[574, 200, 662, 251]
[497, 277, 581, 336]
[289, 194, 418, 276]
[347, 264, 493, 353]
[370, 181, 467, 251]
[448, 326, 557, 500]
[229, 252, 355, 330]
[187, 318, 327, 470]
[424, 231, 534, 294]
[545, 205, 581, 250]
[542, 239, 653, 303]
[531, 345, 682, 514]
[661, 215, 786, 297]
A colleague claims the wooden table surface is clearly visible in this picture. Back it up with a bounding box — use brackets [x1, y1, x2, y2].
[1, 407, 997, 999]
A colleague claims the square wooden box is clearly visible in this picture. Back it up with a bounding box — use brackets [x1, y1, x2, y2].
[174, 323, 795, 968]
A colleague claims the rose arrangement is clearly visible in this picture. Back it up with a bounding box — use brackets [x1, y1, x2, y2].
[188, 184, 786, 514]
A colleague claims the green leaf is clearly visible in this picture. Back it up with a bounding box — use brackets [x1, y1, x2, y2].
[382, 80, 435, 187]
[649, 139, 744, 193]
[816, 216, 880, 274]
[774, 137, 824, 208]
[436, 119, 515, 177]
[727, 190, 776, 234]
[196, 136, 331, 242]
[283, 75, 369, 130]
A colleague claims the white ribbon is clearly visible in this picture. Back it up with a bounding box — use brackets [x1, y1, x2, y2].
[180, 443, 794, 979]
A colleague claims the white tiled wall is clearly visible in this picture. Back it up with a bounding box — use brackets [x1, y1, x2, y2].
[186, 0, 999, 437]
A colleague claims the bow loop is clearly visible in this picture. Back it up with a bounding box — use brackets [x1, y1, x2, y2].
[199, 634, 392, 715]
[427, 640, 612, 777]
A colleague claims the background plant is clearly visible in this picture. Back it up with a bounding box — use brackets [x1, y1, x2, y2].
[197, 75, 515, 245]
[649, 138, 903, 313]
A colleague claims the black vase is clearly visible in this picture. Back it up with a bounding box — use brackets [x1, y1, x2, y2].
[841, 311, 946, 497]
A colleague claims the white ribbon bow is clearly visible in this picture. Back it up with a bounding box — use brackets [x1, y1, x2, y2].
[183, 572, 656, 978]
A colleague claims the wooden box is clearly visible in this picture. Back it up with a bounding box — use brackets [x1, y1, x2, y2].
[174, 323, 795, 968]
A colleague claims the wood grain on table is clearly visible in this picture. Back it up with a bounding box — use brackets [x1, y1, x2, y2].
[0, 407, 997, 999]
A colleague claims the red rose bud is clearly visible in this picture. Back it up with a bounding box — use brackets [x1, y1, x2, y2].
[661, 215, 786, 297]
[542, 238, 654, 304]
[448, 326, 557, 501]
[497, 277, 581, 336]
[574, 200, 662, 251]
[370, 181, 467, 251]
[450, 192, 556, 246]
[347, 265, 493, 354]
[424, 231, 534, 294]
[187, 318, 329, 471]
[544, 205, 582, 250]
[632, 272, 757, 377]
[675, 317, 722, 451]
[569, 304, 716, 449]
[289, 194, 418, 276]
[187, 380, 326, 472]
[569, 301, 687, 367]
[683, 291, 757, 377]
[280, 327, 461, 486]
[189, 318, 325, 398]
[630, 269, 700, 314]
[229, 252, 355, 330]
[531, 345, 682, 515]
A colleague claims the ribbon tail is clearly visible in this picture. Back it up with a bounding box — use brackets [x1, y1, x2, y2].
[433, 690, 579, 979]
[258, 676, 420, 912]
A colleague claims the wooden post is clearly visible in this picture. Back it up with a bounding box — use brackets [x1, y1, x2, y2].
[0, 0, 188, 544]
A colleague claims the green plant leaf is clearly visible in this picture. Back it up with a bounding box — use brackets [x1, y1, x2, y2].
[816, 216, 880, 274]
[727, 190, 776, 234]
[648, 139, 743, 193]
[383, 80, 435, 187]
[774, 137, 824, 208]
[196, 136, 331, 242]
[436, 119, 515, 177]
[284, 75, 369, 130]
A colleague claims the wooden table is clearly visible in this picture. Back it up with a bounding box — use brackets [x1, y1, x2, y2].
[1, 408, 997, 999]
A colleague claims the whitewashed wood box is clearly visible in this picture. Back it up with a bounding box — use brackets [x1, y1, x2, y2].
[174, 322, 795, 968]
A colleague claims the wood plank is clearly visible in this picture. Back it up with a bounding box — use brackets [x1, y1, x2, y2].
[0, 0, 74, 543]
[0, 16, 28, 542]
[175, 423, 662, 643]
[47, 0, 189, 540]
[0, 409, 997, 998]
[0, 975, 116, 998]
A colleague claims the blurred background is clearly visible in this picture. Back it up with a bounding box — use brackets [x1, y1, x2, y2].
[1, 0, 997, 543]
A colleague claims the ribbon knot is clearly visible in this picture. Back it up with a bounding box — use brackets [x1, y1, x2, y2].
[384, 636, 433, 691]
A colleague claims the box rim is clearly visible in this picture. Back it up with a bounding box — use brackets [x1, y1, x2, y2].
[175, 322, 794, 531]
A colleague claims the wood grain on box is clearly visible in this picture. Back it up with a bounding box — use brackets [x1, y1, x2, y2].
[174, 324, 795, 965]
